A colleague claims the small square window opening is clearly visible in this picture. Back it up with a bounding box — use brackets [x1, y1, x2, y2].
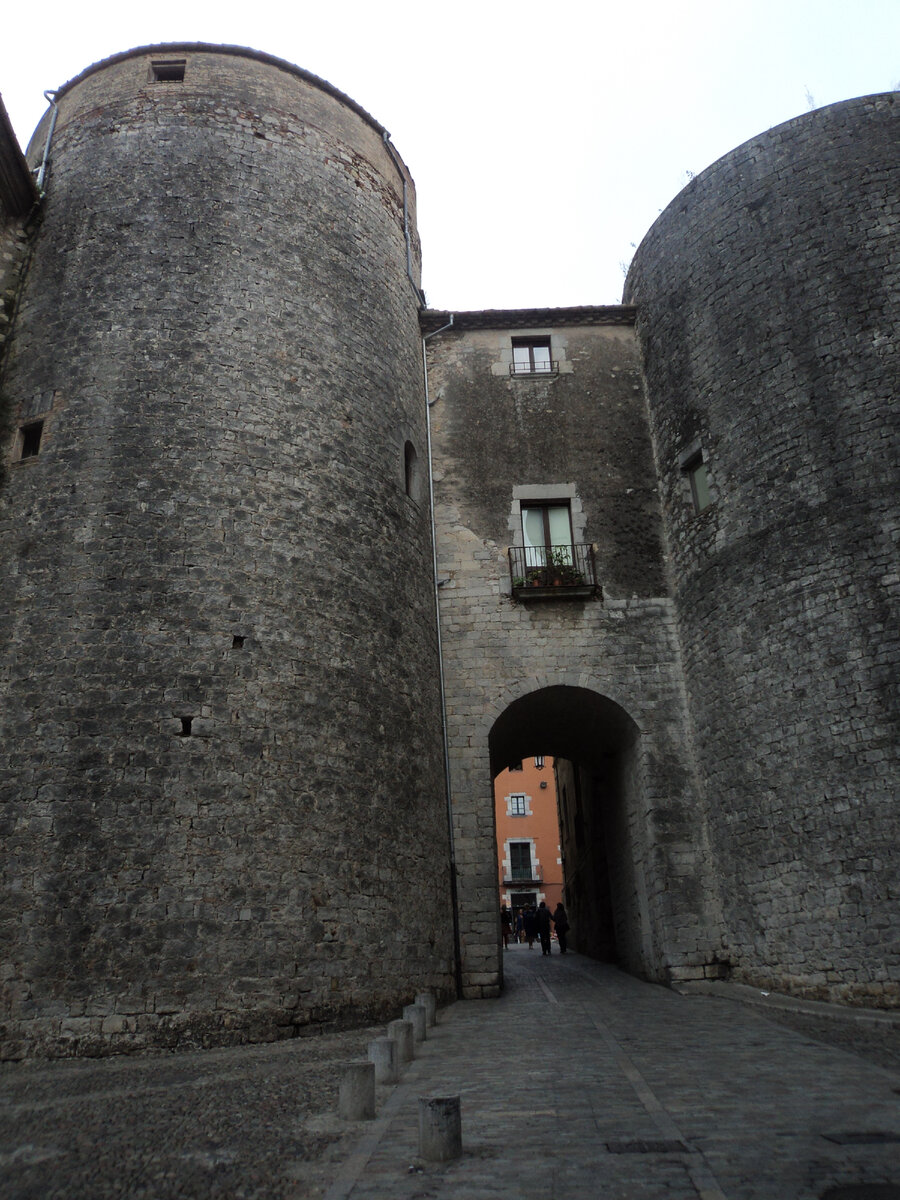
[508, 794, 527, 816]
[19, 421, 44, 459]
[151, 60, 186, 83]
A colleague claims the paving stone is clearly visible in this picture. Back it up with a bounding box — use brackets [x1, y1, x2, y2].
[3, 947, 896, 1199]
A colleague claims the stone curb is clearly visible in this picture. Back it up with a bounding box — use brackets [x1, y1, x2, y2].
[675, 979, 900, 1027]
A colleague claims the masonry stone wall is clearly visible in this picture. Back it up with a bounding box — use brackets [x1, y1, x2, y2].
[0, 46, 454, 1059]
[426, 318, 725, 996]
[0, 218, 28, 365]
[1, 50, 895, 1059]
[624, 94, 899, 1006]
[0, 97, 36, 476]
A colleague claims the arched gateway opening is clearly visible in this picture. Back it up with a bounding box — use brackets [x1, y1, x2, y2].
[489, 686, 655, 977]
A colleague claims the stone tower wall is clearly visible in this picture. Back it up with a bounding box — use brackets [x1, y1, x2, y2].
[0, 95, 36, 461]
[0, 46, 454, 1058]
[624, 94, 899, 1005]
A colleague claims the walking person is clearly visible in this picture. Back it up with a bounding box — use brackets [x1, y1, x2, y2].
[535, 901, 553, 956]
[500, 904, 512, 949]
[553, 902, 570, 954]
[523, 905, 537, 949]
[515, 909, 524, 945]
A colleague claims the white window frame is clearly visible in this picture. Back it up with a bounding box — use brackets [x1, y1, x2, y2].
[505, 838, 538, 881]
[506, 792, 531, 817]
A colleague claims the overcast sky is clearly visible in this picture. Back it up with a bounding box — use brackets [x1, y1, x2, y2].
[2, 0, 897, 310]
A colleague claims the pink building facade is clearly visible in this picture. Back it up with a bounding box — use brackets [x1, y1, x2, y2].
[494, 756, 563, 921]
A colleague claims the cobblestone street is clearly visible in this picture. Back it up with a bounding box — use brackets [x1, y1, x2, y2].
[2, 948, 898, 1199]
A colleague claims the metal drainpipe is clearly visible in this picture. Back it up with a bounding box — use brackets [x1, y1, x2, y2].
[422, 315, 463, 997]
[382, 131, 426, 307]
[35, 90, 59, 196]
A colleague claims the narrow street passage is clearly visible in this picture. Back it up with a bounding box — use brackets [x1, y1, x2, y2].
[1, 948, 898, 1199]
[329, 947, 900, 1200]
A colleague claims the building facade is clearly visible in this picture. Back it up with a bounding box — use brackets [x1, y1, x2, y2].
[495, 756, 563, 919]
[0, 48, 896, 1057]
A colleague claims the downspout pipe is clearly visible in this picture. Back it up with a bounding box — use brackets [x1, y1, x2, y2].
[35, 90, 59, 196]
[383, 131, 427, 308]
[422, 315, 462, 997]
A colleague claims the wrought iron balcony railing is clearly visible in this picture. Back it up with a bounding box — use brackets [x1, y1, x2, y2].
[509, 359, 559, 377]
[511, 865, 538, 880]
[503, 865, 542, 884]
[509, 544, 599, 600]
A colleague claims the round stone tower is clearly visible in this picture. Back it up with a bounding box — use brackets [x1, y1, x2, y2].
[0, 45, 454, 1057]
[625, 94, 899, 1006]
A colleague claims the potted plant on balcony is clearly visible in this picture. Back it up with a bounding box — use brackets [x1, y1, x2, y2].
[547, 546, 582, 585]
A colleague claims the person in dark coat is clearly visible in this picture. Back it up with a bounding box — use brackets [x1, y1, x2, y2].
[553, 902, 570, 954]
[535, 901, 553, 955]
[500, 904, 512, 949]
[523, 905, 537, 949]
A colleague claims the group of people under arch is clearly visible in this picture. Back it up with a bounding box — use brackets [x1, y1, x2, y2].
[501, 901, 569, 955]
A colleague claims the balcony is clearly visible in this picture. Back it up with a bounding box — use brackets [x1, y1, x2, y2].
[503, 865, 542, 885]
[509, 544, 599, 601]
[509, 359, 559, 377]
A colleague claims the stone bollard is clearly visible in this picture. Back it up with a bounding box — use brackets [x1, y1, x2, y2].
[403, 1002, 428, 1042]
[339, 1061, 375, 1120]
[368, 1036, 399, 1084]
[418, 1095, 462, 1161]
[386, 1017, 415, 1063]
[415, 991, 437, 1027]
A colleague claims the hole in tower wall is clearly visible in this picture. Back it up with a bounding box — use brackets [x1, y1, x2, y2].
[150, 60, 186, 83]
[19, 421, 44, 459]
[178, 717, 193, 737]
[232, 636, 245, 649]
[404, 440, 421, 501]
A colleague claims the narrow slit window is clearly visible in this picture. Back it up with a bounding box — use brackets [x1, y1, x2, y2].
[19, 421, 44, 459]
[151, 60, 186, 83]
[404, 440, 420, 499]
[684, 454, 711, 513]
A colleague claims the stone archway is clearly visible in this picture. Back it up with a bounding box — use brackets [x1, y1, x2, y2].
[488, 686, 655, 978]
[449, 680, 723, 1000]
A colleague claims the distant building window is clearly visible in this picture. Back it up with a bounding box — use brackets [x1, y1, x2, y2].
[509, 842, 533, 879]
[534, 756, 544, 768]
[684, 453, 711, 513]
[18, 421, 44, 459]
[151, 60, 186, 83]
[511, 337, 556, 376]
[508, 794, 527, 816]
